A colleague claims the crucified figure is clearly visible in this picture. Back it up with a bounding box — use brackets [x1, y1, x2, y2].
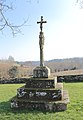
[37, 16, 47, 66]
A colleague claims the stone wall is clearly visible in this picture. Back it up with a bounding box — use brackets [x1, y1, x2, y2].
[0, 78, 26, 84]
[58, 75, 83, 82]
[0, 75, 83, 84]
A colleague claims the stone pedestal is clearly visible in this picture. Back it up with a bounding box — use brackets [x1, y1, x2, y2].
[33, 66, 50, 78]
[11, 66, 69, 111]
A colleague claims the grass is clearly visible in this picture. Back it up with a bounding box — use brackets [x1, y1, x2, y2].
[0, 83, 83, 120]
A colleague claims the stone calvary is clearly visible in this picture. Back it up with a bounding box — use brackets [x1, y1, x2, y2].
[11, 16, 69, 111]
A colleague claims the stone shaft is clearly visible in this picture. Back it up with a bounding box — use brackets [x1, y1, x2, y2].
[39, 32, 44, 66]
[37, 16, 47, 67]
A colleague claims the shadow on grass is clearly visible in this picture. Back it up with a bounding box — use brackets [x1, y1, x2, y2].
[0, 100, 58, 115]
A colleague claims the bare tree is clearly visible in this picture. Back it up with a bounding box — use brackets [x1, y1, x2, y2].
[0, 0, 28, 35]
[76, 0, 83, 8]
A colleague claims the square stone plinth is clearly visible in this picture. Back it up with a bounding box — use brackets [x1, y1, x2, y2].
[33, 66, 50, 78]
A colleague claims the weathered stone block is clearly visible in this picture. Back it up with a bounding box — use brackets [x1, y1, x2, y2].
[17, 89, 62, 101]
[25, 77, 57, 88]
[33, 66, 50, 78]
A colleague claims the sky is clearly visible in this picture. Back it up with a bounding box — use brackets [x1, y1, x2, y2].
[0, 0, 83, 61]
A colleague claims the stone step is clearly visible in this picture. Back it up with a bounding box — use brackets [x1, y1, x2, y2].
[19, 83, 63, 90]
[25, 77, 57, 88]
[11, 90, 69, 111]
[11, 90, 69, 104]
[16, 83, 63, 101]
[17, 89, 63, 101]
[25, 77, 57, 81]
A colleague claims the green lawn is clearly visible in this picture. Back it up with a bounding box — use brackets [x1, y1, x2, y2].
[0, 83, 83, 120]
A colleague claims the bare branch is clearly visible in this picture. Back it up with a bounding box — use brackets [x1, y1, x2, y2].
[0, 0, 28, 36]
[76, 0, 83, 8]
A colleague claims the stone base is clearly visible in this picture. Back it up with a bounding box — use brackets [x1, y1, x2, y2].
[33, 66, 50, 78]
[11, 90, 69, 111]
[11, 101, 67, 111]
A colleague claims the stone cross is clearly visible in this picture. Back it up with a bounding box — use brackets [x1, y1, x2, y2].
[37, 16, 47, 66]
[37, 16, 47, 32]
